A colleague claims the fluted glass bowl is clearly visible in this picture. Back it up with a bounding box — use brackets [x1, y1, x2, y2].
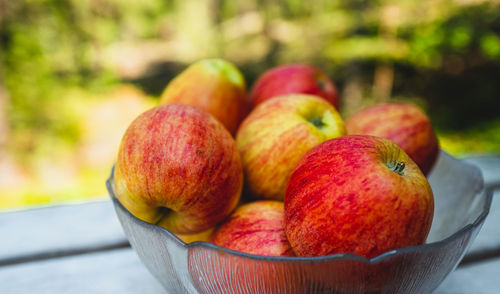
[107, 151, 492, 294]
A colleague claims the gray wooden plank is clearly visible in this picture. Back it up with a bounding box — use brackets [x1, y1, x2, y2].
[0, 248, 166, 294]
[463, 155, 500, 189]
[1, 246, 498, 294]
[464, 188, 500, 262]
[0, 199, 128, 263]
[435, 256, 500, 294]
[460, 154, 500, 261]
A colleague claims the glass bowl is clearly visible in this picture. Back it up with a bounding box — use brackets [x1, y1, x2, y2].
[106, 151, 492, 294]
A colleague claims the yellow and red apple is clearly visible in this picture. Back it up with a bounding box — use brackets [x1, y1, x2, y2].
[113, 104, 243, 235]
[250, 63, 340, 110]
[236, 94, 346, 201]
[345, 102, 439, 175]
[285, 135, 434, 258]
[210, 200, 294, 257]
[175, 228, 215, 243]
[159, 58, 249, 135]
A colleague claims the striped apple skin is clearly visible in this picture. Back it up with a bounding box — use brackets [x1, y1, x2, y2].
[251, 64, 340, 110]
[211, 201, 295, 257]
[346, 103, 439, 175]
[114, 104, 243, 235]
[284, 135, 434, 259]
[236, 94, 345, 201]
[159, 59, 249, 135]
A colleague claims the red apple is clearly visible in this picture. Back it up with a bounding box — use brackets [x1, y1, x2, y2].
[192, 201, 295, 292]
[113, 104, 243, 234]
[236, 94, 345, 200]
[345, 102, 439, 175]
[210, 200, 294, 257]
[159, 58, 249, 135]
[250, 64, 340, 110]
[285, 135, 434, 258]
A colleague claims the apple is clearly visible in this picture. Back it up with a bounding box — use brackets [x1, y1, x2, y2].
[210, 200, 294, 257]
[175, 228, 214, 243]
[191, 201, 294, 292]
[250, 63, 340, 110]
[113, 103, 243, 234]
[236, 94, 345, 200]
[345, 102, 439, 175]
[285, 135, 434, 258]
[159, 58, 249, 135]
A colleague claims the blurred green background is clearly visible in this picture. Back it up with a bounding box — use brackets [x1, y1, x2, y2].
[1, 0, 499, 209]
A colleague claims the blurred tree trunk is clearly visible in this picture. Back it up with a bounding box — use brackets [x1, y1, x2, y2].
[372, 5, 399, 102]
[210, 0, 225, 56]
[0, 12, 9, 151]
[260, 1, 281, 66]
[0, 78, 8, 153]
[342, 62, 364, 117]
[372, 62, 394, 101]
[0, 0, 13, 23]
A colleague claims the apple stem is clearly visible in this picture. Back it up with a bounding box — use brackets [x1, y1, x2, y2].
[155, 206, 173, 224]
[393, 162, 405, 174]
[309, 117, 325, 128]
[317, 79, 327, 91]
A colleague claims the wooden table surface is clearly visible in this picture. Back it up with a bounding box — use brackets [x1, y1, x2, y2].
[0, 155, 499, 294]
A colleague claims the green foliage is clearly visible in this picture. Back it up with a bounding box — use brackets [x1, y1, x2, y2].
[439, 119, 500, 155]
[403, 3, 500, 67]
[480, 33, 500, 59]
[0, 0, 170, 163]
[1, 0, 499, 208]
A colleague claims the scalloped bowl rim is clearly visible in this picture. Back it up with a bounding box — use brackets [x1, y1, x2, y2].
[107, 155, 493, 265]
